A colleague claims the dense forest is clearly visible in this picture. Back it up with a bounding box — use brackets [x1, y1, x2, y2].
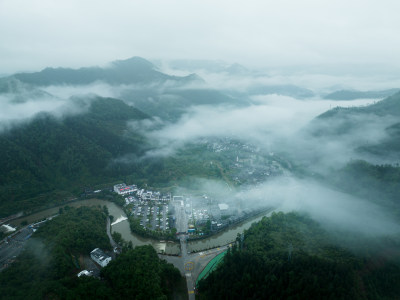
[0, 96, 149, 217]
[0, 206, 184, 299]
[197, 212, 400, 299]
[101, 245, 183, 299]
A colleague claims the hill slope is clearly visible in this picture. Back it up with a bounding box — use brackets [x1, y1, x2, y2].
[306, 92, 400, 160]
[0, 97, 148, 216]
[198, 212, 400, 299]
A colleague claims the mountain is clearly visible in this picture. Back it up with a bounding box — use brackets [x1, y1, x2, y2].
[305, 92, 400, 215]
[309, 91, 400, 136]
[324, 88, 400, 100]
[0, 96, 148, 217]
[11, 57, 201, 86]
[2, 57, 249, 122]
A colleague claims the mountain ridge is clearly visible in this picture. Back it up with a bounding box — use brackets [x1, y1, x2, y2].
[324, 88, 400, 100]
[10, 56, 202, 86]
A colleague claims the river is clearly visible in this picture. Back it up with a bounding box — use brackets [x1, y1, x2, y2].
[9, 199, 180, 254]
[187, 209, 274, 252]
[9, 199, 273, 255]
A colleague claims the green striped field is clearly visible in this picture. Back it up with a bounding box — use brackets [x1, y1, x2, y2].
[196, 250, 227, 286]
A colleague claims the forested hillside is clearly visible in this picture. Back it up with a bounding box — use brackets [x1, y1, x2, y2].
[0, 206, 183, 299]
[0, 95, 237, 217]
[197, 212, 400, 299]
[319, 91, 400, 119]
[310, 91, 400, 138]
[0, 97, 148, 216]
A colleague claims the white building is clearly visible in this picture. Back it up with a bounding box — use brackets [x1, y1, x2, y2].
[90, 248, 112, 267]
[218, 203, 230, 216]
[113, 183, 137, 195]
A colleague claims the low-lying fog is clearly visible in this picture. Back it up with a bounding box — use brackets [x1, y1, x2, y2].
[1, 63, 399, 240]
[180, 176, 400, 238]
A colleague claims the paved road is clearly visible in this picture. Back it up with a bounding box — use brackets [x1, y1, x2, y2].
[161, 233, 230, 299]
[175, 203, 188, 233]
[160, 201, 233, 298]
[0, 227, 33, 271]
[106, 217, 117, 249]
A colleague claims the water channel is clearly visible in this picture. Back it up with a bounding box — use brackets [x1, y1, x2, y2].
[187, 209, 274, 252]
[9, 199, 273, 255]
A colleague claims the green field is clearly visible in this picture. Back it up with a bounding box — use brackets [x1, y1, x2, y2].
[196, 250, 228, 286]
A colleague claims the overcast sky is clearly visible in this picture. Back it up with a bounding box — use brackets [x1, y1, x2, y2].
[1, 0, 400, 74]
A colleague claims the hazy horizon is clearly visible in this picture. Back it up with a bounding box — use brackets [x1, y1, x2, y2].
[1, 0, 400, 76]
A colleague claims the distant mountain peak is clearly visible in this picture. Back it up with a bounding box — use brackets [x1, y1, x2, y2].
[111, 56, 156, 71]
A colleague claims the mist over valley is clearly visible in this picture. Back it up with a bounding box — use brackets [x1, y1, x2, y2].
[1, 1, 400, 297]
[1, 56, 399, 238]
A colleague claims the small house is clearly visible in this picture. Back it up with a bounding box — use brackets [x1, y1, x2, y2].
[90, 248, 112, 267]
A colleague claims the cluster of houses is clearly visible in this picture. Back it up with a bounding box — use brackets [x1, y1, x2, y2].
[113, 183, 171, 205]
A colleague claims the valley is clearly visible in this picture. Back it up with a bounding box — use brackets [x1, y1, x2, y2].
[1, 55, 399, 299]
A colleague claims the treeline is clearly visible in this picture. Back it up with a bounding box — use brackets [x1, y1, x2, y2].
[197, 212, 400, 299]
[0, 206, 184, 299]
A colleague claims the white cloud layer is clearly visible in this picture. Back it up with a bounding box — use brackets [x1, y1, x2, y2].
[240, 177, 400, 237]
[142, 95, 394, 168]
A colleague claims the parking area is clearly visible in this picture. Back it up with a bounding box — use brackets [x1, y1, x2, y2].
[128, 200, 171, 232]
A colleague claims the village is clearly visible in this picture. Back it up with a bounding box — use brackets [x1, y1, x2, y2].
[112, 182, 268, 238]
[201, 137, 287, 185]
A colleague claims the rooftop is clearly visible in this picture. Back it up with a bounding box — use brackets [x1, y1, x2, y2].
[90, 248, 110, 262]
